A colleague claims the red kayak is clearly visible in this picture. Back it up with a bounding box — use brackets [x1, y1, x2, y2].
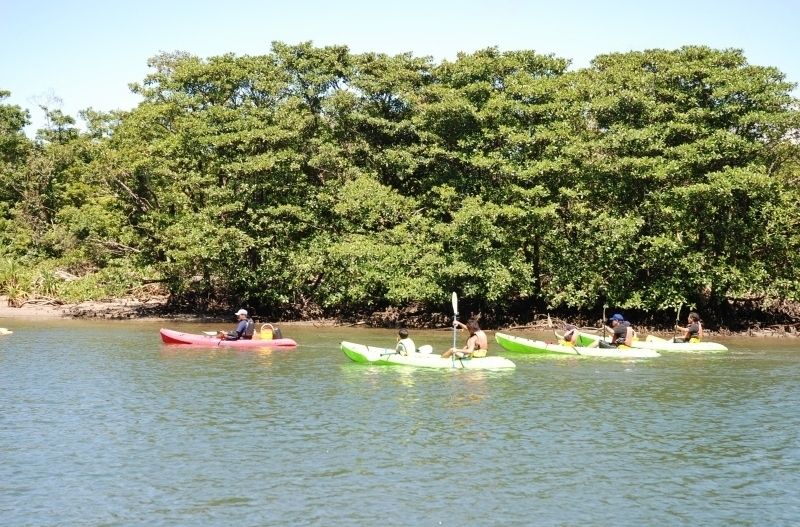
[160, 328, 297, 348]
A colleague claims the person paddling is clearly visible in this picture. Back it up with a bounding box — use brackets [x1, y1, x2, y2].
[217, 308, 255, 340]
[675, 312, 703, 342]
[598, 313, 634, 349]
[442, 319, 488, 358]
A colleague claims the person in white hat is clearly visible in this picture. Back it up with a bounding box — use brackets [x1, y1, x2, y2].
[218, 308, 255, 340]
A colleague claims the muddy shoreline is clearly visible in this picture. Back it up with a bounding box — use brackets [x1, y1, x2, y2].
[1, 296, 798, 338]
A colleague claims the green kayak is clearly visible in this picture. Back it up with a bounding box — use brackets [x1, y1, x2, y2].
[576, 331, 728, 352]
[494, 332, 661, 358]
[341, 341, 516, 370]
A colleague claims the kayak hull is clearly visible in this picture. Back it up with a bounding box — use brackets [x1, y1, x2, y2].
[635, 335, 728, 352]
[495, 332, 660, 358]
[577, 331, 727, 352]
[341, 341, 515, 369]
[160, 328, 297, 348]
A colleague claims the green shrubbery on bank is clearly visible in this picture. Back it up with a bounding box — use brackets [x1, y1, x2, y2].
[1, 43, 799, 326]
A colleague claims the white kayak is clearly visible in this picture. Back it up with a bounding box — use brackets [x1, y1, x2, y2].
[495, 332, 661, 358]
[0, 327, 12, 335]
[341, 341, 516, 370]
[577, 331, 727, 352]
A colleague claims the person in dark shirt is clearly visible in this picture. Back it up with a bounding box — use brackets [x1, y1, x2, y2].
[675, 312, 703, 342]
[598, 313, 634, 348]
[218, 309, 255, 340]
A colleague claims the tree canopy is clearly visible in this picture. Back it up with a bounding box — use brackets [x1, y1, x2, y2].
[1, 43, 798, 327]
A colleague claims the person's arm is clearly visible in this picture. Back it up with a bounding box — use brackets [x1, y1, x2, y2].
[463, 334, 478, 356]
[234, 320, 248, 339]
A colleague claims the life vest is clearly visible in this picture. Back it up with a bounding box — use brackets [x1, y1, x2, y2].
[243, 318, 255, 339]
[396, 338, 416, 355]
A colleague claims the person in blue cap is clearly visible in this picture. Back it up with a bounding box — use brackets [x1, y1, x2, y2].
[598, 313, 634, 348]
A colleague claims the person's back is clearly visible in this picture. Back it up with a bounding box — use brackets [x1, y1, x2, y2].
[469, 320, 489, 357]
[396, 328, 416, 356]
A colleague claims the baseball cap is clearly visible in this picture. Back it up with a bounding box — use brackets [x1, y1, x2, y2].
[235, 309, 248, 316]
[609, 313, 624, 322]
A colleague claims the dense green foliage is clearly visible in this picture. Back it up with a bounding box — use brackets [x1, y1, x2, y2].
[1, 44, 799, 324]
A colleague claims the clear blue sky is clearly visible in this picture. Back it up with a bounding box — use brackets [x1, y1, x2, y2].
[2, 0, 798, 134]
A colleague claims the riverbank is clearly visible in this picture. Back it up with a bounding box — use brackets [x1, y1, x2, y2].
[1, 295, 797, 337]
[0, 296, 173, 321]
[0, 296, 340, 326]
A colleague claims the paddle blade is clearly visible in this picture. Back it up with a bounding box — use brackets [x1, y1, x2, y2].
[451, 292, 458, 316]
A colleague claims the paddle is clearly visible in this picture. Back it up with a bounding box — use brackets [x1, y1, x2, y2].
[602, 304, 608, 342]
[672, 303, 683, 343]
[451, 292, 459, 366]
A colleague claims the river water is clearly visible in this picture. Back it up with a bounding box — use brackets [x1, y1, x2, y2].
[1, 319, 799, 526]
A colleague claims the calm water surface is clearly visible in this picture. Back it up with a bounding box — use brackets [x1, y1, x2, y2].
[1, 319, 799, 526]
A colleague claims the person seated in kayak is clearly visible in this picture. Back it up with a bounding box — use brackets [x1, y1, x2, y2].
[561, 324, 578, 346]
[395, 328, 416, 356]
[597, 313, 634, 348]
[675, 312, 703, 342]
[217, 309, 255, 340]
[442, 318, 488, 358]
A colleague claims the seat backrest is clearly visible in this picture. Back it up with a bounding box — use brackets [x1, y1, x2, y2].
[244, 319, 255, 338]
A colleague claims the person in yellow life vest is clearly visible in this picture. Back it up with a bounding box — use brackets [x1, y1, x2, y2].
[675, 312, 703, 342]
[562, 324, 578, 346]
